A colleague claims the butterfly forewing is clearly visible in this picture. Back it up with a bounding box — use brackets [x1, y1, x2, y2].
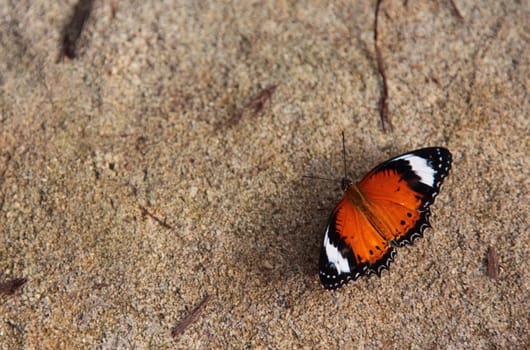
[358, 147, 452, 245]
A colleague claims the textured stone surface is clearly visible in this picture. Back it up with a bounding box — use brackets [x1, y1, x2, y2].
[0, 1, 528, 348]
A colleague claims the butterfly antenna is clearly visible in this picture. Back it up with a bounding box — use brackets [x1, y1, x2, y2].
[341, 131, 351, 191]
[342, 132, 347, 179]
[302, 174, 335, 182]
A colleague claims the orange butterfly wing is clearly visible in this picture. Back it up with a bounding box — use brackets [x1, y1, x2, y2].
[319, 195, 396, 289]
[319, 147, 451, 289]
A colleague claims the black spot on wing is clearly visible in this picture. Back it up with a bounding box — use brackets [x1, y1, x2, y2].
[392, 211, 432, 247]
[363, 247, 396, 278]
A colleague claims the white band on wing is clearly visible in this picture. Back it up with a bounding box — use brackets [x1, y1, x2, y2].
[323, 226, 351, 274]
[394, 154, 435, 187]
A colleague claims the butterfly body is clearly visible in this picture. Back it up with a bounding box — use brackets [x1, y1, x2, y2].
[319, 147, 452, 290]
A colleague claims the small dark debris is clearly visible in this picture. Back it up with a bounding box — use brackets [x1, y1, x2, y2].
[59, 0, 95, 60]
[486, 246, 499, 280]
[93, 282, 109, 290]
[172, 294, 211, 338]
[110, 0, 118, 18]
[0, 277, 27, 295]
[139, 205, 174, 230]
[229, 84, 277, 125]
[448, 0, 464, 20]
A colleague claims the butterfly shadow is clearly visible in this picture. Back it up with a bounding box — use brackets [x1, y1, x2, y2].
[231, 172, 345, 290]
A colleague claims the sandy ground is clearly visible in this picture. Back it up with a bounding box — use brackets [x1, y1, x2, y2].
[0, 1, 528, 349]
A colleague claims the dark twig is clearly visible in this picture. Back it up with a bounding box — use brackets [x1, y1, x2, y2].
[58, 0, 95, 61]
[448, 0, 464, 20]
[0, 277, 27, 295]
[374, 0, 393, 132]
[486, 246, 499, 279]
[172, 294, 211, 338]
[0, 153, 12, 213]
[230, 85, 277, 125]
[245, 84, 277, 114]
[93, 282, 109, 290]
[99, 132, 140, 138]
[139, 206, 173, 230]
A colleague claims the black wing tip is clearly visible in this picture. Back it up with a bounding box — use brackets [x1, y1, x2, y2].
[410, 146, 451, 158]
[405, 147, 451, 240]
[319, 270, 358, 290]
[402, 147, 452, 176]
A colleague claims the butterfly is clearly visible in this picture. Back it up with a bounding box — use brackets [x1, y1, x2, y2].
[319, 146, 452, 289]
